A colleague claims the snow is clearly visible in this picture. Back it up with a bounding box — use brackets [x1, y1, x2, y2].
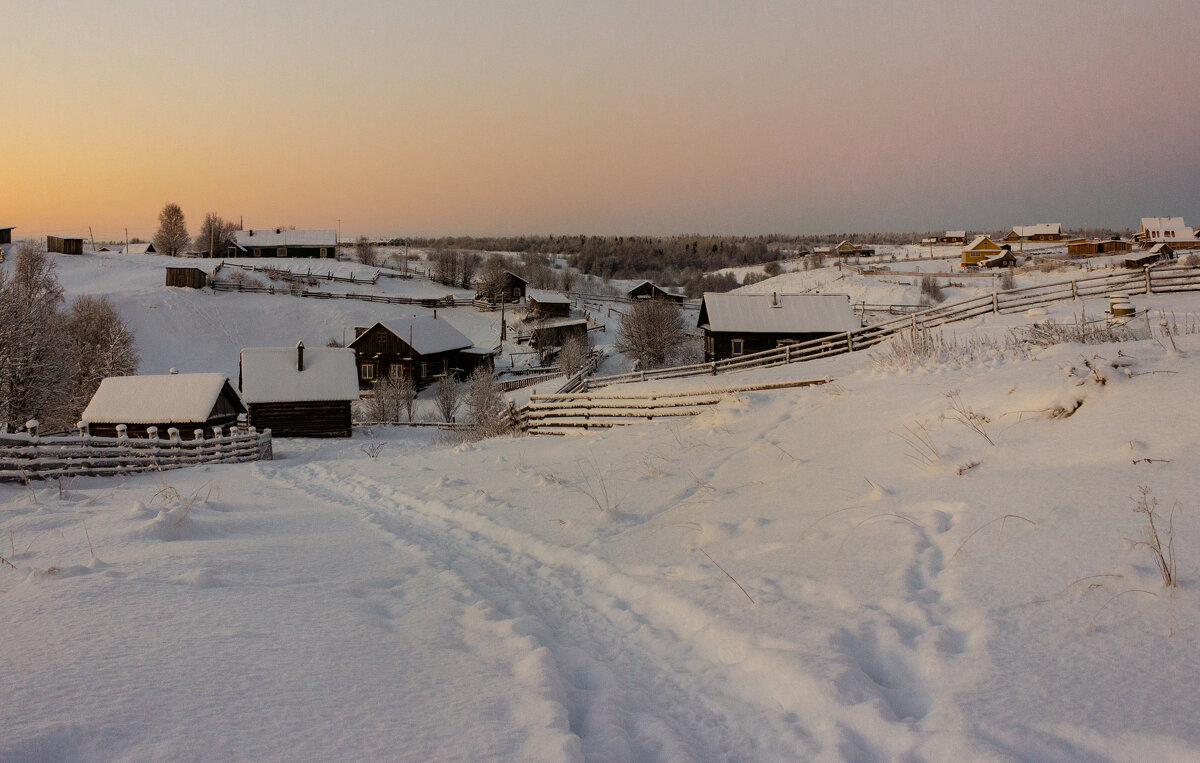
[351, 316, 475, 356]
[699, 291, 861, 334]
[239, 346, 359, 404]
[5, 251, 1200, 759]
[81, 373, 238, 424]
[528, 288, 571, 305]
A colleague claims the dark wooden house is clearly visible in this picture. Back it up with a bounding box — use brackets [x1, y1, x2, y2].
[80, 373, 246, 438]
[0, 227, 13, 246]
[165, 267, 209, 289]
[942, 230, 967, 245]
[697, 292, 861, 362]
[476, 271, 528, 303]
[528, 318, 589, 350]
[348, 316, 493, 389]
[231, 228, 337, 258]
[239, 343, 358, 437]
[47, 235, 84, 255]
[1125, 245, 1173, 268]
[527, 289, 572, 319]
[627, 281, 685, 303]
[833, 240, 876, 257]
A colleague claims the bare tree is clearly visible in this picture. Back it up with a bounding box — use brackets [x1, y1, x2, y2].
[397, 375, 417, 421]
[615, 299, 687, 368]
[0, 242, 70, 429]
[194, 213, 236, 258]
[458, 251, 479, 289]
[474, 254, 508, 300]
[431, 248, 458, 286]
[65, 295, 139, 417]
[433, 375, 460, 423]
[557, 334, 591, 378]
[153, 202, 189, 257]
[355, 236, 377, 267]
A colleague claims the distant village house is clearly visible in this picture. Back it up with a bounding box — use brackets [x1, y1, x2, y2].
[626, 281, 685, 303]
[47, 235, 84, 255]
[1136, 217, 1199, 249]
[239, 343, 359, 437]
[1004, 223, 1063, 242]
[80, 373, 246, 439]
[476, 271, 527, 303]
[697, 292, 860, 362]
[942, 230, 968, 245]
[231, 229, 337, 258]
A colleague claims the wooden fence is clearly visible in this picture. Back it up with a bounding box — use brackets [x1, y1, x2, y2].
[520, 378, 830, 434]
[575, 265, 1200, 390]
[0, 428, 273, 481]
[210, 280, 474, 307]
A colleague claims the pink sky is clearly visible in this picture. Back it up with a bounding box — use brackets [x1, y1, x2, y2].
[4, 0, 1198, 240]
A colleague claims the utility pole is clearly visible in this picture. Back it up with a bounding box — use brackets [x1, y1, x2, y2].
[124, 227, 129, 253]
[88, 226, 96, 252]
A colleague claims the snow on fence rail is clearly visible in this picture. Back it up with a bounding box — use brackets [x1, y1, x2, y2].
[575, 265, 1200, 390]
[217, 261, 380, 284]
[0, 428, 273, 481]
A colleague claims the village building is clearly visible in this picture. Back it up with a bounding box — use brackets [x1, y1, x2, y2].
[47, 235, 85, 255]
[1004, 223, 1063, 242]
[81, 373, 246, 439]
[476, 271, 527, 303]
[1136, 217, 1200, 248]
[697, 292, 860, 362]
[980, 249, 1018, 268]
[960, 235, 1004, 267]
[942, 230, 968, 245]
[626, 281, 686, 303]
[833, 240, 876, 257]
[230, 228, 337, 258]
[1065, 238, 1132, 257]
[1, 226, 15, 246]
[527, 289, 572, 319]
[125, 242, 157, 254]
[239, 343, 358, 437]
[1125, 245, 1174, 268]
[348, 316, 493, 389]
[165, 267, 209, 289]
[528, 318, 589, 351]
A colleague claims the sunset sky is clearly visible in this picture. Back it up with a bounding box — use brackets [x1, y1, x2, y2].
[5, 0, 1199, 240]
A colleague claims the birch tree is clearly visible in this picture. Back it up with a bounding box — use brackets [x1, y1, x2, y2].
[153, 202, 189, 257]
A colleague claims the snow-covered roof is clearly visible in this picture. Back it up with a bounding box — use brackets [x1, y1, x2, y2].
[349, 316, 473, 356]
[82, 373, 241, 425]
[1148, 243, 1173, 254]
[232, 229, 337, 250]
[627, 280, 685, 298]
[698, 293, 859, 334]
[1139, 217, 1192, 241]
[239, 345, 359, 404]
[944, 230, 966, 238]
[964, 235, 1000, 251]
[1010, 223, 1062, 237]
[125, 242, 155, 254]
[527, 288, 571, 305]
[532, 317, 588, 330]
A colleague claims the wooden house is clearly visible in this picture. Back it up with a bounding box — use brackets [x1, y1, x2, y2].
[125, 242, 157, 254]
[833, 240, 876, 257]
[165, 267, 209, 289]
[0, 227, 13, 246]
[1004, 223, 1063, 242]
[980, 249, 1018, 268]
[476, 271, 527, 303]
[528, 318, 588, 350]
[81, 373, 246, 438]
[348, 316, 493, 389]
[627, 281, 685, 303]
[527, 289, 572, 319]
[231, 228, 337, 258]
[961, 235, 1004, 267]
[1066, 238, 1132, 257]
[239, 343, 359, 437]
[697, 292, 860, 362]
[47, 235, 84, 255]
[942, 230, 967, 245]
[1136, 217, 1200, 248]
[1125, 245, 1173, 268]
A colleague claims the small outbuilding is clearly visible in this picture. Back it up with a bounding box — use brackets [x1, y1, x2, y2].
[1125, 245, 1173, 268]
[125, 242, 157, 254]
[165, 267, 209, 289]
[528, 318, 589, 350]
[833, 240, 876, 257]
[697, 292, 860, 362]
[527, 289, 572, 319]
[81, 373, 246, 438]
[239, 343, 359, 437]
[627, 281, 686, 303]
[980, 250, 1018, 268]
[1, 227, 16, 246]
[349, 316, 492, 389]
[1066, 238, 1132, 257]
[47, 235, 84, 255]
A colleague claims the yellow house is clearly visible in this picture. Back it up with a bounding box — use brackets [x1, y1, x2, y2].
[961, 235, 1003, 267]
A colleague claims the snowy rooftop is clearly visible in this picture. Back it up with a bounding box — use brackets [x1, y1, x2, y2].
[82, 373, 240, 424]
[698, 292, 859, 334]
[351, 316, 474, 356]
[232, 229, 338, 250]
[944, 230, 966, 238]
[527, 289, 571, 305]
[1010, 223, 1062, 237]
[964, 235, 1000, 251]
[239, 345, 359, 404]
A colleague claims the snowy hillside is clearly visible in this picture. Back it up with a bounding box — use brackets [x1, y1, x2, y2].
[2, 252, 1200, 760]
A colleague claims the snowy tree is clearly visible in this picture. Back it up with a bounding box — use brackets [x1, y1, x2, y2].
[474, 255, 508, 300]
[355, 237, 377, 267]
[0, 242, 70, 429]
[65, 295, 140, 417]
[615, 299, 687, 369]
[153, 202, 189, 257]
[463, 366, 509, 438]
[193, 213, 236, 258]
[365, 376, 417, 422]
[433, 375, 460, 423]
[458, 252, 479, 290]
[557, 334, 591, 378]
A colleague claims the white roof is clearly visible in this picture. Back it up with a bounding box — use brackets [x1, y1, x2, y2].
[82, 374, 239, 424]
[699, 293, 859, 334]
[1139, 217, 1192, 241]
[1011, 223, 1062, 237]
[350, 316, 473, 356]
[124, 242, 154, 254]
[232, 229, 337, 250]
[527, 288, 571, 305]
[1148, 243, 1173, 253]
[532, 317, 588, 330]
[964, 235, 1000, 251]
[240, 346, 359, 404]
[944, 230, 966, 238]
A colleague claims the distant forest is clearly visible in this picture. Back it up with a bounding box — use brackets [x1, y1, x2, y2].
[402, 228, 1130, 296]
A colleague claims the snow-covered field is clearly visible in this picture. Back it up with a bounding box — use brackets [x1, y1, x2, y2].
[3, 251, 1200, 760]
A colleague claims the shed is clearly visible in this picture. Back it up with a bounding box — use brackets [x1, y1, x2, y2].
[527, 289, 572, 319]
[528, 318, 589, 350]
[81, 373, 245, 438]
[961, 235, 1004, 267]
[348, 316, 490, 389]
[981, 250, 1018, 268]
[627, 281, 686, 303]
[47, 235, 84, 255]
[1066, 239, 1132, 257]
[165, 267, 209, 289]
[231, 228, 337, 258]
[0, 227, 13, 246]
[239, 344, 358, 437]
[697, 292, 860, 362]
[1125, 245, 1173, 268]
[125, 242, 157, 254]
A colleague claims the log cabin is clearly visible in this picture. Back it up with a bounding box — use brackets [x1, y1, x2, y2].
[81, 373, 246, 438]
[349, 316, 493, 390]
[476, 271, 528, 303]
[697, 292, 860, 362]
[527, 289, 572, 319]
[1004, 224, 1063, 242]
[627, 281, 686, 303]
[230, 228, 337, 258]
[239, 343, 359, 437]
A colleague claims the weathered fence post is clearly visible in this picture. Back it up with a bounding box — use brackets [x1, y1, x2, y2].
[146, 426, 159, 440]
[846, 332, 854, 352]
[167, 428, 180, 441]
[237, 413, 248, 435]
[992, 292, 999, 314]
[76, 421, 89, 437]
[1145, 266, 1153, 294]
[116, 424, 128, 439]
[25, 419, 39, 437]
[1071, 280, 1078, 300]
[193, 429, 205, 442]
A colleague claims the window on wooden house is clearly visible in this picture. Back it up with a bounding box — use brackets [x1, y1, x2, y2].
[389, 365, 404, 379]
[277, 247, 287, 257]
[254, 248, 262, 257]
[320, 248, 328, 258]
[420, 362, 429, 378]
[731, 339, 744, 356]
[360, 364, 374, 380]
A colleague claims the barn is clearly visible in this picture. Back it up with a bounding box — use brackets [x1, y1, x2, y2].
[697, 292, 860, 362]
[627, 281, 686, 303]
[833, 240, 876, 257]
[528, 318, 589, 350]
[349, 316, 493, 389]
[47, 235, 85, 255]
[527, 289, 572, 319]
[81, 373, 246, 438]
[165, 267, 208, 289]
[239, 343, 358, 437]
[1066, 239, 1132, 257]
[231, 228, 337, 258]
